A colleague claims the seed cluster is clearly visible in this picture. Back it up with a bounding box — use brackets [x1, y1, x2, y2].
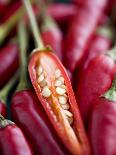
[37, 66, 52, 97]
[54, 69, 73, 124]
[37, 66, 73, 124]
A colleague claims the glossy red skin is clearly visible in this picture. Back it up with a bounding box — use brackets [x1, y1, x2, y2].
[11, 90, 65, 155]
[41, 26, 63, 60]
[88, 98, 116, 155]
[0, 124, 33, 155]
[75, 54, 116, 126]
[0, 42, 19, 89]
[47, 4, 77, 25]
[0, 101, 6, 117]
[80, 33, 112, 73]
[29, 51, 91, 155]
[63, 0, 108, 73]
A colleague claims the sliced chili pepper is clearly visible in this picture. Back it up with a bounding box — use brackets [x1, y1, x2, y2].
[0, 41, 19, 89]
[23, 1, 91, 154]
[75, 44, 116, 126]
[0, 115, 33, 155]
[88, 77, 116, 155]
[11, 20, 65, 155]
[63, 0, 108, 73]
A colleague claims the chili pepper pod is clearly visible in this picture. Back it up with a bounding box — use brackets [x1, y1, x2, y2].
[63, 0, 108, 74]
[11, 20, 65, 155]
[88, 77, 116, 155]
[23, 0, 91, 154]
[0, 115, 33, 155]
[0, 41, 19, 89]
[75, 43, 116, 127]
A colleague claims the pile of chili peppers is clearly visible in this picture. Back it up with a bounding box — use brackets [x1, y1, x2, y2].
[0, 0, 116, 155]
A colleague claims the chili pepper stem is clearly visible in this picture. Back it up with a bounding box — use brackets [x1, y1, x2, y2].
[103, 76, 116, 102]
[0, 72, 18, 103]
[106, 42, 116, 61]
[36, 0, 58, 31]
[0, 6, 24, 44]
[96, 24, 114, 41]
[16, 21, 29, 91]
[23, 0, 44, 49]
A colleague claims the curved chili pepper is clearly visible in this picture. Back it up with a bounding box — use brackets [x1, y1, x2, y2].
[0, 41, 19, 89]
[0, 115, 33, 155]
[88, 77, 116, 155]
[11, 90, 66, 155]
[75, 46, 116, 126]
[63, 0, 108, 73]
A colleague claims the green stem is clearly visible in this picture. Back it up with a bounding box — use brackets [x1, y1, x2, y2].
[22, 0, 44, 49]
[16, 21, 29, 91]
[103, 76, 116, 102]
[96, 23, 114, 41]
[106, 42, 116, 61]
[36, 0, 58, 32]
[0, 114, 14, 128]
[0, 6, 24, 44]
[0, 72, 18, 103]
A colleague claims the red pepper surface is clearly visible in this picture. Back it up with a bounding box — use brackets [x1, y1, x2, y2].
[88, 78, 116, 155]
[88, 97, 116, 155]
[80, 24, 112, 73]
[63, 0, 108, 73]
[0, 102, 6, 117]
[75, 53, 116, 126]
[41, 17, 63, 60]
[0, 42, 19, 89]
[0, 116, 33, 155]
[47, 3, 77, 26]
[11, 90, 66, 155]
[73, 24, 112, 90]
[28, 49, 91, 155]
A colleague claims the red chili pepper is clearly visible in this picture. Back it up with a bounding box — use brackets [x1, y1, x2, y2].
[75, 45, 116, 126]
[23, 0, 91, 154]
[63, 0, 108, 73]
[88, 77, 116, 155]
[0, 115, 33, 155]
[78, 23, 113, 75]
[11, 90, 66, 155]
[73, 23, 113, 90]
[0, 41, 19, 89]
